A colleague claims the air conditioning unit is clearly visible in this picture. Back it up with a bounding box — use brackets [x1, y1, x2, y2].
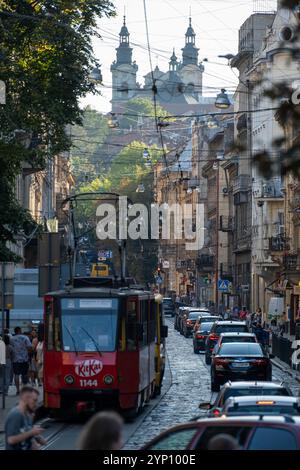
[222, 187, 229, 195]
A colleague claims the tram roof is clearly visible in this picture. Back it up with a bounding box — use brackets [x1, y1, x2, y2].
[45, 286, 154, 299]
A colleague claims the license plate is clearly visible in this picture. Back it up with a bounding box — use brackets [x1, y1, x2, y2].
[232, 362, 249, 368]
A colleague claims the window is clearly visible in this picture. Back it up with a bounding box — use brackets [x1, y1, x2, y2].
[219, 343, 263, 356]
[45, 299, 61, 352]
[195, 426, 251, 449]
[139, 300, 148, 347]
[148, 428, 198, 450]
[149, 299, 156, 343]
[61, 298, 118, 352]
[127, 299, 137, 351]
[248, 427, 297, 450]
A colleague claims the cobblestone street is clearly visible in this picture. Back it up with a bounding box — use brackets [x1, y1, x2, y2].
[124, 318, 300, 449]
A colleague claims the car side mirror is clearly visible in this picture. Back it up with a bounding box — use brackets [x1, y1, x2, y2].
[161, 325, 168, 338]
[199, 402, 212, 410]
[269, 353, 275, 359]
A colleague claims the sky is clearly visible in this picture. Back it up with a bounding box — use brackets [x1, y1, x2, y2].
[82, 0, 277, 113]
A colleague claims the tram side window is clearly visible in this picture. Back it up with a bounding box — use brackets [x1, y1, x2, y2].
[149, 299, 156, 343]
[45, 300, 62, 351]
[126, 300, 137, 351]
[139, 300, 148, 347]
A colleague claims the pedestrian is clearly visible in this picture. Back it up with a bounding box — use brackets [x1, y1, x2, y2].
[36, 333, 44, 387]
[255, 308, 263, 324]
[28, 330, 38, 386]
[76, 411, 123, 450]
[10, 327, 33, 395]
[239, 306, 247, 321]
[3, 335, 13, 394]
[5, 385, 46, 450]
[207, 434, 241, 450]
[224, 308, 231, 320]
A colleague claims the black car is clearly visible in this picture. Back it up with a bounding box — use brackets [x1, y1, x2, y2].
[193, 322, 215, 353]
[162, 298, 175, 317]
[211, 343, 273, 392]
[182, 310, 211, 337]
[205, 321, 249, 365]
[198, 381, 293, 417]
[174, 306, 189, 331]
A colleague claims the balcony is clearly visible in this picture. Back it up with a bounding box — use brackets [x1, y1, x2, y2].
[232, 174, 251, 195]
[269, 235, 290, 252]
[196, 254, 214, 271]
[253, 179, 283, 200]
[285, 254, 299, 272]
[219, 216, 234, 232]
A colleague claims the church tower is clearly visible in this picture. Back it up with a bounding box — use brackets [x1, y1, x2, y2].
[178, 16, 204, 97]
[111, 16, 138, 112]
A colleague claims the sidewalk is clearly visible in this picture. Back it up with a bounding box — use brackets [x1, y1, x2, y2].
[271, 356, 300, 384]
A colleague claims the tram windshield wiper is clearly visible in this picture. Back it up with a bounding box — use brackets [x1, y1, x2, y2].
[63, 324, 78, 355]
[80, 327, 102, 357]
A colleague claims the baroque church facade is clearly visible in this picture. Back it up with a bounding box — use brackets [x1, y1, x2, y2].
[110, 16, 215, 114]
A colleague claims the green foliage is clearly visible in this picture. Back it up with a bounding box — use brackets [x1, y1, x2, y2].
[118, 97, 170, 128]
[71, 106, 109, 185]
[0, 0, 115, 260]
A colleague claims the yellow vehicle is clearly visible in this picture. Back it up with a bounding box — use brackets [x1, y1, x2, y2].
[154, 294, 168, 395]
[91, 263, 109, 277]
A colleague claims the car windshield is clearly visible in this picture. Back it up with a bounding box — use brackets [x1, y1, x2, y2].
[61, 298, 119, 352]
[227, 405, 300, 416]
[189, 312, 203, 320]
[222, 387, 290, 403]
[218, 343, 263, 356]
[201, 317, 219, 323]
[199, 322, 214, 333]
[215, 324, 248, 334]
[221, 336, 256, 343]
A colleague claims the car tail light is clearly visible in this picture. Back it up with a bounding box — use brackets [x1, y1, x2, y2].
[196, 334, 204, 339]
[213, 409, 221, 416]
[209, 334, 219, 341]
[186, 320, 193, 326]
[215, 358, 229, 365]
[253, 359, 267, 366]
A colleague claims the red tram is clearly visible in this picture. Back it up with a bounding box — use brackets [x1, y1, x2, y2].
[43, 278, 167, 418]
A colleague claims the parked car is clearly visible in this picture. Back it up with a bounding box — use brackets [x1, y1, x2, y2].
[174, 306, 188, 331]
[193, 322, 215, 354]
[212, 332, 257, 357]
[223, 396, 300, 417]
[162, 297, 175, 317]
[178, 308, 210, 335]
[199, 315, 222, 326]
[142, 416, 300, 450]
[198, 381, 293, 417]
[211, 342, 273, 392]
[182, 310, 211, 337]
[205, 321, 249, 365]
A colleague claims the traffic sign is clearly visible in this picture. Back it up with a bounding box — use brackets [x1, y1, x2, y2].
[218, 279, 232, 293]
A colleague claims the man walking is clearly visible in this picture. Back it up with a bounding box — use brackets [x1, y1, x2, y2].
[5, 385, 46, 450]
[10, 327, 32, 394]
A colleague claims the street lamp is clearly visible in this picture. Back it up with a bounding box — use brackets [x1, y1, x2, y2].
[215, 89, 231, 109]
[107, 113, 119, 129]
[136, 183, 145, 193]
[88, 66, 103, 84]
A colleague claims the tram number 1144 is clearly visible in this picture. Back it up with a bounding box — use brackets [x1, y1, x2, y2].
[79, 379, 98, 387]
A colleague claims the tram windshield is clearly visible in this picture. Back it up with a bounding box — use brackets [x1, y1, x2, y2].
[61, 298, 119, 352]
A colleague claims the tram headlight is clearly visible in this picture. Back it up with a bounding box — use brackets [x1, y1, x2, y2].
[64, 374, 75, 385]
[103, 375, 114, 385]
